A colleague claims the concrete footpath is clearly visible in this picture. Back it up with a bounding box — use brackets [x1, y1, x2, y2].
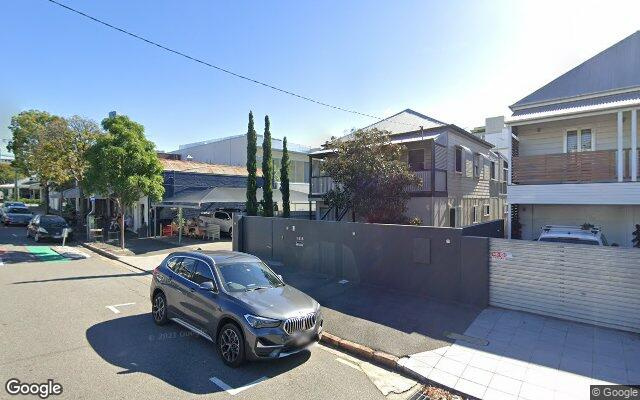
[82, 237, 233, 272]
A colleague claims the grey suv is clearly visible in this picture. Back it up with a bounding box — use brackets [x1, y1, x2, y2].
[150, 250, 323, 367]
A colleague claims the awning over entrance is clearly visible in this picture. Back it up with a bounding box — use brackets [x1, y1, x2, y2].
[152, 187, 309, 209]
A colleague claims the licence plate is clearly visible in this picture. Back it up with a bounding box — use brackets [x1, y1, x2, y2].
[294, 335, 311, 346]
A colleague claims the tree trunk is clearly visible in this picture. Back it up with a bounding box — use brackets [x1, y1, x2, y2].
[115, 198, 125, 250]
[120, 211, 125, 249]
[43, 182, 50, 214]
[76, 185, 85, 231]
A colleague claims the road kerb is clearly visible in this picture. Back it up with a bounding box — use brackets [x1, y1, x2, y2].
[80, 242, 147, 272]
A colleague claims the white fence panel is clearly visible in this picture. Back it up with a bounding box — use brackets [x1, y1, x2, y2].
[489, 238, 640, 333]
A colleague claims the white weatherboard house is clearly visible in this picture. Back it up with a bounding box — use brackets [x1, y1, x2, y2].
[309, 109, 507, 227]
[506, 31, 640, 246]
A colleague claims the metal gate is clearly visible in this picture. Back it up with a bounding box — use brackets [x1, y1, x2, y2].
[489, 238, 640, 333]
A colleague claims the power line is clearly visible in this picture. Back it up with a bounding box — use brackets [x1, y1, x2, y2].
[46, 0, 406, 124]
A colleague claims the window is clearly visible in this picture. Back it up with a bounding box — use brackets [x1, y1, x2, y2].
[580, 129, 592, 151]
[166, 257, 183, 272]
[455, 147, 463, 173]
[449, 208, 456, 228]
[484, 204, 490, 216]
[566, 130, 578, 152]
[174, 258, 198, 280]
[311, 159, 323, 177]
[408, 149, 425, 171]
[217, 261, 283, 292]
[565, 128, 593, 153]
[503, 161, 508, 183]
[192, 261, 217, 287]
[473, 153, 480, 178]
[490, 161, 496, 180]
[303, 161, 310, 183]
[472, 205, 479, 223]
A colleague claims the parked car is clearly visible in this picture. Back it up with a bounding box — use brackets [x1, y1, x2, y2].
[1, 206, 34, 226]
[537, 225, 610, 246]
[150, 250, 322, 367]
[198, 210, 233, 237]
[27, 215, 73, 242]
[3, 201, 27, 208]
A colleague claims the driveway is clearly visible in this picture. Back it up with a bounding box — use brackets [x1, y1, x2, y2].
[400, 307, 640, 399]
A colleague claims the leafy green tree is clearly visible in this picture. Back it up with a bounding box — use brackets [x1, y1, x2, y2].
[8, 110, 70, 213]
[323, 128, 419, 223]
[261, 115, 273, 217]
[62, 116, 101, 227]
[245, 111, 258, 216]
[280, 136, 291, 218]
[0, 163, 25, 185]
[84, 115, 164, 249]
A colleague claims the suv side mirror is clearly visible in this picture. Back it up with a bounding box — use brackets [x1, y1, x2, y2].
[199, 280, 217, 292]
[277, 274, 283, 282]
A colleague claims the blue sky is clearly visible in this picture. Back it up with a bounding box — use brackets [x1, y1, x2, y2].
[1, 0, 639, 152]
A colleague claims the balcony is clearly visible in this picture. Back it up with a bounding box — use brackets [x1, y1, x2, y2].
[310, 169, 447, 197]
[512, 149, 639, 185]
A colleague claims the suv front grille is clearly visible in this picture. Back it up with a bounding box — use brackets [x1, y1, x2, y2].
[283, 313, 316, 335]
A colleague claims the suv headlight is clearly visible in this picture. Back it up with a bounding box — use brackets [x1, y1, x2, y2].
[244, 314, 281, 329]
[37, 227, 48, 233]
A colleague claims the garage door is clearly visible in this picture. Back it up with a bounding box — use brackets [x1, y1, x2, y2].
[489, 238, 640, 333]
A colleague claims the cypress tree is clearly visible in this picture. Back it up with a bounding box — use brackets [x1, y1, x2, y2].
[262, 115, 274, 216]
[280, 137, 291, 218]
[245, 111, 258, 216]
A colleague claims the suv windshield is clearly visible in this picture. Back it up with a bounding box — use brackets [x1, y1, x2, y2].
[216, 262, 283, 292]
[539, 237, 599, 245]
[8, 207, 30, 214]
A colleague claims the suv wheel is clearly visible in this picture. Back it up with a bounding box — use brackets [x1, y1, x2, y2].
[152, 292, 168, 325]
[218, 323, 244, 367]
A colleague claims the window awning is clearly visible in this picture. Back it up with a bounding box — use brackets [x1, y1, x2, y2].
[152, 187, 310, 209]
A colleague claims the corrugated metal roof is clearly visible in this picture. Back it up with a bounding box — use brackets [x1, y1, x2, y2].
[512, 31, 640, 108]
[159, 158, 262, 177]
[156, 186, 307, 207]
[507, 90, 640, 123]
[339, 109, 447, 141]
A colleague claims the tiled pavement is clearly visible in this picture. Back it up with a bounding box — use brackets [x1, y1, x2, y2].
[399, 308, 640, 400]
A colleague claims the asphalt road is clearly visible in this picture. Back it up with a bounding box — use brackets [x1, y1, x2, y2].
[0, 224, 419, 400]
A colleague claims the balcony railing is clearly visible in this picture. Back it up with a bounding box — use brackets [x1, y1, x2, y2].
[407, 170, 431, 192]
[310, 169, 446, 196]
[512, 149, 639, 184]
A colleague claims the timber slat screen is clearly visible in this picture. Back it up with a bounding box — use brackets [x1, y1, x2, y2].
[512, 150, 620, 184]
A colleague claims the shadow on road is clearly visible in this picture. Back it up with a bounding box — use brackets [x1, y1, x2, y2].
[12, 271, 151, 284]
[270, 264, 481, 357]
[86, 313, 311, 394]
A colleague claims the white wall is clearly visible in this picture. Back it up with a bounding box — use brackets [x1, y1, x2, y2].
[519, 204, 640, 247]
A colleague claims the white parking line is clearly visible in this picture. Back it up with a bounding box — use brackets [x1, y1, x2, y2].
[209, 376, 267, 395]
[335, 357, 360, 370]
[105, 302, 136, 314]
[338, 279, 349, 284]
